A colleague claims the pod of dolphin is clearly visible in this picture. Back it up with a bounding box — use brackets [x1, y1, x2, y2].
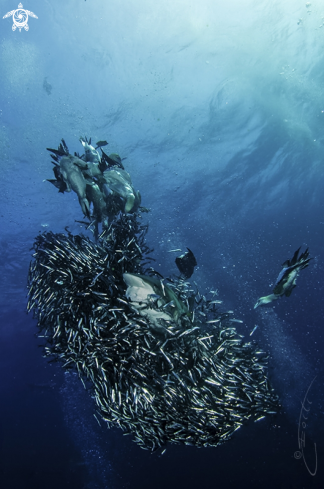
[27, 138, 279, 451]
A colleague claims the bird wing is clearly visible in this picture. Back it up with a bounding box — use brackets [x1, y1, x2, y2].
[3, 10, 15, 19]
[26, 11, 38, 19]
[273, 264, 299, 294]
[274, 247, 312, 294]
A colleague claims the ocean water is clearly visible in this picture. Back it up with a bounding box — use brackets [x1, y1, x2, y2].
[0, 0, 323, 488]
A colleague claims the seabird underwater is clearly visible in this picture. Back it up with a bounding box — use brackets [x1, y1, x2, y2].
[27, 136, 279, 452]
[254, 247, 312, 309]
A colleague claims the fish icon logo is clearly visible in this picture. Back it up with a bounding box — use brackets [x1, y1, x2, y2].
[3, 3, 38, 32]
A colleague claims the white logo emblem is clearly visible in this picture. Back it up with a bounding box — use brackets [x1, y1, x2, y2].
[3, 3, 38, 32]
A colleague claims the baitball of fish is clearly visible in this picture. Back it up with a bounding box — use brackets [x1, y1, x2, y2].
[175, 248, 197, 279]
[27, 213, 279, 451]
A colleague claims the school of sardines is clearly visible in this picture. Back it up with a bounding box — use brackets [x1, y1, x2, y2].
[27, 139, 279, 451]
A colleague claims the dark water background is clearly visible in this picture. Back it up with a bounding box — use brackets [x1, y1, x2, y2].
[0, 0, 323, 488]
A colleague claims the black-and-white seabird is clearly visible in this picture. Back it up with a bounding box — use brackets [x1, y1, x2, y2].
[254, 247, 312, 309]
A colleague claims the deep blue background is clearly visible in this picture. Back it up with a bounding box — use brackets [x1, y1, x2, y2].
[0, 1, 323, 488]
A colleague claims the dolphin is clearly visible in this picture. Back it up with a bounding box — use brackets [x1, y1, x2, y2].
[123, 273, 188, 329]
[86, 182, 108, 237]
[59, 155, 90, 218]
[103, 169, 138, 213]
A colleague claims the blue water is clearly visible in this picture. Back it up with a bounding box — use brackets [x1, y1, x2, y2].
[0, 0, 323, 488]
